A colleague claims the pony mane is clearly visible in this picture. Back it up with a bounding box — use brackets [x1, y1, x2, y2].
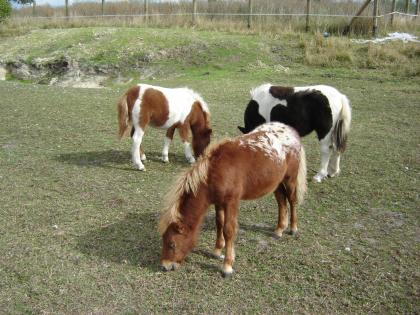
[158, 157, 210, 235]
[187, 88, 210, 114]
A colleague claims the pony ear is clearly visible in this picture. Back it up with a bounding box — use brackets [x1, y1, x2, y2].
[238, 126, 246, 134]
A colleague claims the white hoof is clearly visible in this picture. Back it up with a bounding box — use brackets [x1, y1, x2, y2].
[313, 173, 327, 183]
[140, 154, 147, 161]
[134, 161, 145, 171]
[187, 157, 196, 164]
[222, 265, 234, 278]
[161, 156, 169, 163]
[328, 170, 340, 178]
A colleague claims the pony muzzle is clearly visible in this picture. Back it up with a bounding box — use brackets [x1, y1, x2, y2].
[160, 260, 179, 272]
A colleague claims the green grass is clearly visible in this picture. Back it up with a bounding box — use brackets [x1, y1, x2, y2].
[0, 27, 419, 313]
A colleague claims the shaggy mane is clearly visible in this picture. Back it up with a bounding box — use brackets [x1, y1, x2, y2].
[158, 157, 209, 235]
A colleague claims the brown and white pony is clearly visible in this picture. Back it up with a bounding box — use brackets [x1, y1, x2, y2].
[159, 122, 307, 277]
[117, 84, 212, 170]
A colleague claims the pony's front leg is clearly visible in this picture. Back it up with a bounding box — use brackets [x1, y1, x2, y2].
[314, 139, 332, 182]
[178, 124, 195, 164]
[221, 201, 238, 278]
[327, 150, 341, 177]
[161, 126, 176, 163]
[132, 128, 146, 171]
[274, 185, 288, 237]
[213, 205, 225, 259]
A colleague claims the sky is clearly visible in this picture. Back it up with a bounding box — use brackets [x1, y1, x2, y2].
[16, 0, 182, 7]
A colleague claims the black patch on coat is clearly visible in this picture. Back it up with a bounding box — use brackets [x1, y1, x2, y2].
[130, 127, 135, 138]
[270, 90, 332, 140]
[237, 100, 266, 134]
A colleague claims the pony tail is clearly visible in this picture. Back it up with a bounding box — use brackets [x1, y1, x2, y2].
[296, 145, 307, 206]
[333, 95, 352, 153]
[117, 94, 130, 139]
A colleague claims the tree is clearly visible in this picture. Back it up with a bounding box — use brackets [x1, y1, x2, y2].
[11, 0, 34, 4]
[0, 0, 11, 21]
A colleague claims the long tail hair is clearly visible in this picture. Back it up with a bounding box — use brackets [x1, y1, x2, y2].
[296, 146, 307, 206]
[332, 94, 352, 153]
[117, 93, 131, 139]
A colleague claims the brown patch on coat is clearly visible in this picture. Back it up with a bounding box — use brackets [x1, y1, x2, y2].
[186, 102, 212, 156]
[139, 88, 170, 129]
[269, 86, 294, 100]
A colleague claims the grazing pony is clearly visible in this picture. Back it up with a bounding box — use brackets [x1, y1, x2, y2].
[238, 84, 351, 182]
[159, 122, 307, 277]
[117, 84, 212, 170]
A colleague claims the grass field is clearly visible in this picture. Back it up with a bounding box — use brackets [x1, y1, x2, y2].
[0, 27, 419, 313]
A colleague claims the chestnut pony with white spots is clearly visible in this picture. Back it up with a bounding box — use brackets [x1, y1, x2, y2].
[159, 122, 307, 277]
[117, 84, 212, 170]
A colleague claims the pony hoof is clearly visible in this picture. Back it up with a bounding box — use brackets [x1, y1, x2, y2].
[222, 270, 234, 278]
[214, 254, 225, 260]
[313, 174, 326, 183]
[273, 230, 284, 238]
[138, 166, 146, 171]
[187, 157, 196, 164]
[140, 154, 147, 161]
[289, 229, 298, 236]
[161, 156, 169, 163]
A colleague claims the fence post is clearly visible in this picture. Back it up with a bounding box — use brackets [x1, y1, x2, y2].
[65, 0, 69, 19]
[305, 0, 311, 32]
[390, 0, 396, 26]
[373, 0, 379, 37]
[247, 0, 252, 29]
[32, 0, 36, 17]
[416, 0, 419, 17]
[405, 0, 409, 13]
[192, 0, 197, 25]
[144, 0, 149, 23]
[101, 0, 104, 16]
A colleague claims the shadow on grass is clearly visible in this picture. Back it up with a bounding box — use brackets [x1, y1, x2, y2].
[55, 149, 189, 170]
[76, 212, 161, 271]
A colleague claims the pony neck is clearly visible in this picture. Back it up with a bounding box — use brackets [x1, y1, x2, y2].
[179, 183, 210, 237]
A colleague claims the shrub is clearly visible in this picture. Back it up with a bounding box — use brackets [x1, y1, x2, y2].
[0, 0, 11, 21]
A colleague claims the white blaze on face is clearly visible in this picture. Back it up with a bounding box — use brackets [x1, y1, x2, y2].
[239, 122, 301, 163]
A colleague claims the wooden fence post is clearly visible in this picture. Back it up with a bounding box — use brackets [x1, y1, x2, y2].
[101, 0, 104, 16]
[405, 0, 410, 13]
[32, 0, 36, 17]
[390, 0, 396, 26]
[373, 0, 379, 37]
[192, 0, 197, 25]
[416, 0, 419, 17]
[305, 0, 311, 32]
[247, 0, 252, 29]
[144, 0, 149, 23]
[345, 0, 372, 34]
[65, 0, 69, 18]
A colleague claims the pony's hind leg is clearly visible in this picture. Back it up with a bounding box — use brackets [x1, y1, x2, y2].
[284, 181, 298, 235]
[178, 124, 195, 164]
[327, 150, 341, 177]
[274, 184, 288, 238]
[213, 205, 225, 259]
[132, 128, 146, 171]
[161, 126, 176, 163]
[221, 199, 239, 277]
[314, 138, 332, 183]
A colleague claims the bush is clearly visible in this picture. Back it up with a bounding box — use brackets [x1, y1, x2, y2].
[0, 0, 11, 21]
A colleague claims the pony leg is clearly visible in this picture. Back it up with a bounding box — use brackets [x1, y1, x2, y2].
[328, 150, 341, 177]
[132, 128, 146, 171]
[314, 139, 332, 183]
[161, 126, 176, 163]
[221, 200, 239, 277]
[214, 205, 225, 259]
[273, 185, 288, 238]
[178, 124, 195, 164]
[140, 145, 146, 161]
[285, 181, 298, 235]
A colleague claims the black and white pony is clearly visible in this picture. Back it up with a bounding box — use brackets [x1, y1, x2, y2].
[238, 84, 351, 182]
